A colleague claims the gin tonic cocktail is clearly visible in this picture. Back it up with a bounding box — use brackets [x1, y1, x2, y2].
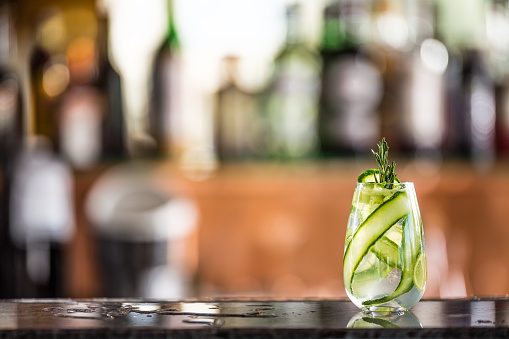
[343, 139, 426, 313]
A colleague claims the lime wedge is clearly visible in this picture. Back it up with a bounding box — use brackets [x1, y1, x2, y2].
[413, 252, 427, 291]
[344, 191, 409, 294]
[357, 169, 401, 183]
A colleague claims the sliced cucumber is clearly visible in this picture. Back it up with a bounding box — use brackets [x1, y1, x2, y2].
[357, 169, 380, 183]
[371, 234, 401, 270]
[344, 191, 409, 294]
[362, 216, 423, 307]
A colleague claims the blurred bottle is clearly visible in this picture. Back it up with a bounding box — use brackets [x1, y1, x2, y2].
[0, 74, 22, 170]
[0, 1, 21, 171]
[460, 50, 496, 168]
[0, 0, 24, 298]
[29, 10, 66, 154]
[401, 0, 448, 158]
[371, 0, 414, 154]
[59, 3, 126, 169]
[59, 36, 101, 169]
[96, 3, 127, 162]
[261, 3, 321, 160]
[10, 138, 74, 298]
[214, 56, 260, 161]
[318, 0, 383, 157]
[149, 0, 181, 158]
[437, 0, 496, 168]
[485, 0, 509, 82]
[485, 0, 509, 157]
[440, 44, 463, 157]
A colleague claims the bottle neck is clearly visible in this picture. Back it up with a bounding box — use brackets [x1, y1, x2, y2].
[96, 16, 110, 64]
[321, 2, 341, 50]
[285, 5, 301, 46]
[166, 0, 180, 50]
[321, 0, 371, 51]
[341, 0, 371, 44]
[436, 0, 486, 50]
[0, 1, 13, 66]
[222, 56, 239, 86]
[407, 0, 436, 46]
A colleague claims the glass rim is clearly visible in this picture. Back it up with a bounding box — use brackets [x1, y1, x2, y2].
[355, 181, 414, 187]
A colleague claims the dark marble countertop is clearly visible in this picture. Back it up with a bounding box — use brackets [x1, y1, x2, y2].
[0, 298, 508, 338]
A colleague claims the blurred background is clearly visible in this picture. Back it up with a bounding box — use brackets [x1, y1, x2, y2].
[0, 0, 508, 300]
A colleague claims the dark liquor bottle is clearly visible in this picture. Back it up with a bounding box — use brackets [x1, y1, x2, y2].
[149, 0, 181, 158]
[318, 0, 383, 157]
[0, 0, 23, 298]
[485, 0, 509, 157]
[59, 37, 103, 169]
[59, 3, 126, 169]
[437, 0, 496, 168]
[9, 139, 74, 298]
[29, 15, 61, 153]
[214, 56, 260, 161]
[14, 7, 73, 297]
[262, 3, 321, 159]
[96, 5, 126, 161]
[495, 77, 509, 156]
[459, 50, 496, 168]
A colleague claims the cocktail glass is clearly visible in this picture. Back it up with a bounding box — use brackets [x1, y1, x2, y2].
[343, 182, 426, 314]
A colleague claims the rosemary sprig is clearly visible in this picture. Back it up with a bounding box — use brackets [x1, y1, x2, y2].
[371, 138, 397, 188]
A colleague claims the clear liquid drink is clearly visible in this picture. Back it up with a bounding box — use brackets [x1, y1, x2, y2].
[343, 182, 426, 313]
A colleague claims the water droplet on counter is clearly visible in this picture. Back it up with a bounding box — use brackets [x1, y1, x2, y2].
[182, 317, 225, 327]
[43, 307, 64, 312]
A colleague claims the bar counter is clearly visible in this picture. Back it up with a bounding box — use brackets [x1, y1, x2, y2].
[0, 298, 508, 338]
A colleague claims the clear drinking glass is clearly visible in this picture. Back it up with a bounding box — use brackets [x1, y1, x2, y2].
[343, 182, 426, 314]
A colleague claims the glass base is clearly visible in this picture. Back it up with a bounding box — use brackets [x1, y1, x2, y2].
[361, 305, 407, 317]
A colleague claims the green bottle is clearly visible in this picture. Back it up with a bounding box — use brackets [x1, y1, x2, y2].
[262, 3, 321, 160]
[149, 0, 181, 158]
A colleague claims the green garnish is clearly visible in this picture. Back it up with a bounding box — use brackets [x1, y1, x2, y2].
[371, 138, 397, 189]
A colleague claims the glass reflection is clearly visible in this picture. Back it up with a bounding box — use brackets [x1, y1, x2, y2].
[347, 310, 422, 329]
